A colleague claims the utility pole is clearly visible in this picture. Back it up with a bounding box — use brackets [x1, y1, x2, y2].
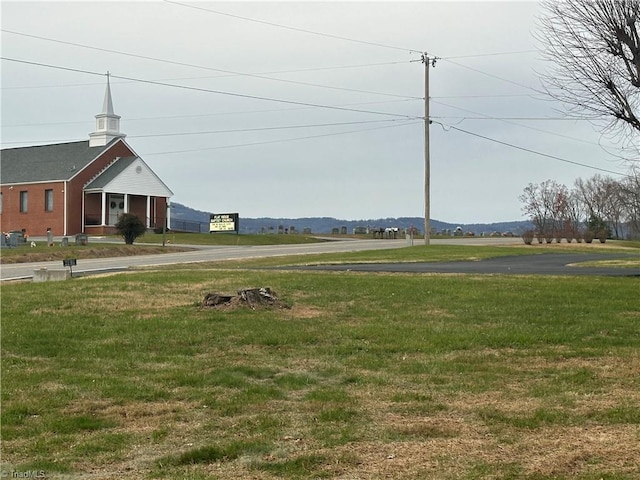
[422, 53, 435, 245]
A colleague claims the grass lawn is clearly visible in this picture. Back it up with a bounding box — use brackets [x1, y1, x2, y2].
[0, 233, 325, 264]
[1, 245, 639, 479]
[133, 232, 327, 246]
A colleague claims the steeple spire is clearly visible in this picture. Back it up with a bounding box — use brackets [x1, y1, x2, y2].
[89, 72, 125, 147]
[102, 72, 115, 115]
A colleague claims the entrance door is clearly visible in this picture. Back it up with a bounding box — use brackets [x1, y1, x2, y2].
[108, 194, 125, 225]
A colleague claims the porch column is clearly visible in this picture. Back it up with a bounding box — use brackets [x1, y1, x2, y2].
[166, 199, 171, 230]
[101, 191, 107, 225]
[81, 187, 84, 233]
[146, 196, 151, 228]
[124, 194, 129, 214]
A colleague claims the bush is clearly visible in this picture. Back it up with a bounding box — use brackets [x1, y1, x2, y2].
[565, 229, 576, 243]
[115, 213, 146, 245]
[583, 230, 594, 244]
[522, 230, 535, 245]
[597, 229, 608, 243]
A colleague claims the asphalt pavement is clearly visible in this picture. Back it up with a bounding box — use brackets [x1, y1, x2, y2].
[2, 237, 637, 281]
[282, 252, 640, 277]
[0, 237, 415, 281]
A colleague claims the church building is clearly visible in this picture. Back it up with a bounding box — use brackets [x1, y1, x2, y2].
[0, 77, 173, 237]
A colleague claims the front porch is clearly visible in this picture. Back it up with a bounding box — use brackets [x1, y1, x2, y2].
[83, 191, 168, 235]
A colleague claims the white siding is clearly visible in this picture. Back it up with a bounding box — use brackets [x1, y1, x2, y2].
[101, 158, 173, 197]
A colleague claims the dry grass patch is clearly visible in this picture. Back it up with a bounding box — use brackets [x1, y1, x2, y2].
[285, 305, 326, 319]
[326, 422, 640, 479]
[507, 425, 640, 476]
[0, 245, 194, 264]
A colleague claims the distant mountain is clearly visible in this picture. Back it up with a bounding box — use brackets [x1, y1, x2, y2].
[169, 202, 532, 236]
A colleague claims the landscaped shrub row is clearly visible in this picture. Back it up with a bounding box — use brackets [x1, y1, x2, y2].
[522, 229, 608, 245]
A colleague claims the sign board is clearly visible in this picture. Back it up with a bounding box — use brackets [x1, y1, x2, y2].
[210, 213, 239, 233]
[63, 258, 77, 277]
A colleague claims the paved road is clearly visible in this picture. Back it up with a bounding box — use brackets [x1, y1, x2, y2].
[283, 252, 640, 277]
[3, 237, 636, 280]
[1, 237, 464, 281]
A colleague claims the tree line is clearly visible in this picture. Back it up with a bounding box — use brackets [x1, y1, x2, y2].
[519, 169, 640, 243]
[521, 1, 640, 244]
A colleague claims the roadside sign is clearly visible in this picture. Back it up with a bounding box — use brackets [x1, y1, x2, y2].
[209, 213, 239, 233]
[63, 258, 77, 277]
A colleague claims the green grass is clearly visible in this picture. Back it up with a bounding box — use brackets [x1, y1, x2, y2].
[1, 245, 639, 479]
[138, 231, 326, 246]
[164, 240, 639, 270]
[0, 232, 325, 263]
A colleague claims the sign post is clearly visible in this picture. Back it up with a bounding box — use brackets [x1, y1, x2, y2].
[63, 258, 77, 277]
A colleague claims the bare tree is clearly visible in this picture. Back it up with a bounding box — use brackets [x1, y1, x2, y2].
[536, 0, 640, 153]
[620, 167, 640, 237]
[520, 182, 551, 241]
[519, 180, 569, 241]
[565, 190, 585, 241]
[574, 174, 626, 237]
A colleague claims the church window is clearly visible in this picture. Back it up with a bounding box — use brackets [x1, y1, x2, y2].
[20, 191, 28, 213]
[45, 189, 54, 212]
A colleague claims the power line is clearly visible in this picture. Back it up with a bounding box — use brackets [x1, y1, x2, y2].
[430, 100, 611, 148]
[2, 120, 421, 150]
[433, 121, 626, 176]
[432, 94, 535, 99]
[163, 0, 424, 54]
[1, 60, 411, 91]
[1, 57, 422, 120]
[440, 50, 538, 60]
[128, 119, 407, 139]
[2, 99, 419, 128]
[1, 29, 418, 99]
[140, 120, 421, 157]
[431, 116, 604, 121]
[440, 58, 543, 94]
[1, 119, 410, 145]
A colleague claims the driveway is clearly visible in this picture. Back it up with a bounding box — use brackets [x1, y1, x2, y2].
[280, 253, 640, 277]
[0, 238, 414, 281]
[2, 239, 637, 280]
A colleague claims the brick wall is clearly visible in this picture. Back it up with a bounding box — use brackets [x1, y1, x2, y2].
[0, 182, 65, 237]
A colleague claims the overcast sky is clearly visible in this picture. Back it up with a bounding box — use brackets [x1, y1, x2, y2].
[1, 1, 633, 223]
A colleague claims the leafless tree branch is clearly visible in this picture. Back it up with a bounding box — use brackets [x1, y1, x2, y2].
[536, 0, 640, 157]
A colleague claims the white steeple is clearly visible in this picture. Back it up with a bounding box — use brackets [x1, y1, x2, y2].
[89, 73, 126, 147]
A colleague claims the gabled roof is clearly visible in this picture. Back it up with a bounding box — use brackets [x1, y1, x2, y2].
[0, 139, 116, 184]
[85, 156, 136, 189]
[85, 156, 174, 197]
